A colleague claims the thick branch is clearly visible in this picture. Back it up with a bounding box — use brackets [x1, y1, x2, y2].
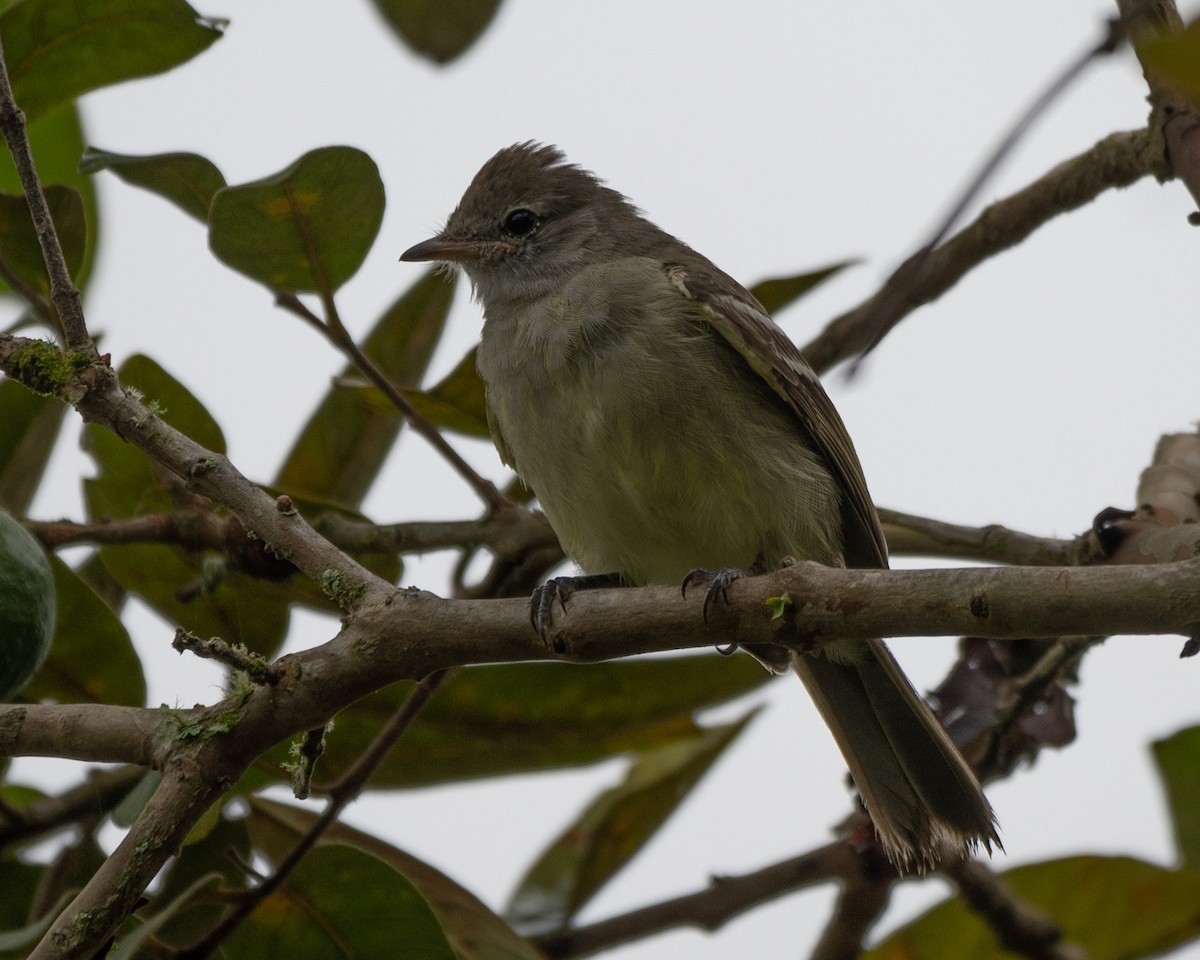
[0, 704, 163, 766]
[801, 128, 1164, 373]
[809, 868, 892, 960]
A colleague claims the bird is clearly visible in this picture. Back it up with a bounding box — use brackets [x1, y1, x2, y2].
[400, 141, 998, 867]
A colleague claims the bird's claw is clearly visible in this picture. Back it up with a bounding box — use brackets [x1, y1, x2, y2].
[529, 572, 624, 640]
[681, 566, 745, 624]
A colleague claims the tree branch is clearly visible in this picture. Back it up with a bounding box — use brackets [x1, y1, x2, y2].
[878, 509, 1088, 566]
[0, 39, 91, 353]
[801, 127, 1164, 373]
[940, 855, 1086, 960]
[537, 844, 863, 959]
[0, 704, 164, 766]
[0, 765, 145, 848]
[274, 290, 505, 511]
[809, 866, 892, 960]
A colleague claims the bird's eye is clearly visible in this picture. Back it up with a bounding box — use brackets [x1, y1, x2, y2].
[502, 209, 539, 237]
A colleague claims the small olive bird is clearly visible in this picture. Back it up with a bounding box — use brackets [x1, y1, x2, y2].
[401, 142, 998, 867]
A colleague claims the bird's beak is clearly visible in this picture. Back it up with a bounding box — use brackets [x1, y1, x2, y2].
[400, 234, 488, 263]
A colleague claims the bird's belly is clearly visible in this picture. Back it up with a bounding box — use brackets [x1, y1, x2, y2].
[490, 364, 844, 585]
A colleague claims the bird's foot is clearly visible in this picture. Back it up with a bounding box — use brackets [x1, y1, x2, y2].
[681, 566, 750, 627]
[530, 572, 624, 640]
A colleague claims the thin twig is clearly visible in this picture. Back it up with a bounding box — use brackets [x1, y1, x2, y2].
[537, 844, 864, 960]
[175, 668, 454, 960]
[878, 509, 1087, 566]
[940, 855, 1086, 960]
[838, 18, 1128, 372]
[0, 765, 146, 848]
[275, 291, 505, 511]
[172, 629, 281, 685]
[0, 39, 91, 353]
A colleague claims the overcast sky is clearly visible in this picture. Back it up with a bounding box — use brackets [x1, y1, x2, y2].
[13, 1, 1200, 957]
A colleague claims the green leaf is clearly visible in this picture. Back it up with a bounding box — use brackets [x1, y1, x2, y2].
[371, 0, 503, 64]
[748, 260, 857, 316]
[249, 797, 544, 960]
[864, 855, 1200, 960]
[0, 859, 44, 936]
[335, 343, 490, 440]
[245, 654, 773, 791]
[507, 711, 758, 935]
[20, 557, 144, 705]
[0, 890, 73, 959]
[408, 346, 489, 437]
[82, 355, 290, 657]
[1140, 19, 1200, 106]
[108, 874, 222, 960]
[1153, 724, 1200, 870]
[0, 0, 224, 122]
[0, 103, 97, 297]
[226, 842, 457, 960]
[209, 146, 384, 295]
[151, 811, 253, 950]
[275, 268, 456, 509]
[0, 375, 67, 514]
[0, 186, 86, 294]
[80, 147, 225, 223]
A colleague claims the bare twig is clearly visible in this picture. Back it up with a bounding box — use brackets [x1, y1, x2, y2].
[0, 40, 91, 353]
[801, 128, 1162, 374]
[537, 844, 863, 960]
[0, 765, 145, 848]
[940, 855, 1086, 960]
[878, 509, 1088, 566]
[822, 18, 1131, 372]
[172, 629, 281, 685]
[274, 291, 505, 511]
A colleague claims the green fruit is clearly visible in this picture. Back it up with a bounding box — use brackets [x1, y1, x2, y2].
[0, 510, 55, 700]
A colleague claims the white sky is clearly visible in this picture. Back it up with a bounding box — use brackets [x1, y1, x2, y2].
[12, 1, 1200, 957]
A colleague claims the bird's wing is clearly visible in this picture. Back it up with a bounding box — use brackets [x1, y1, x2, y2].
[666, 263, 888, 570]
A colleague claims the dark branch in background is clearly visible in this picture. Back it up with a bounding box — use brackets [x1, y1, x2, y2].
[801, 126, 1161, 374]
[0, 765, 145, 847]
[274, 291, 506, 511]
[0, 44, 91, 353]
[940, 856, 1086, 960]
[536, 844, 865, 960]
[809, 865, 892, 960]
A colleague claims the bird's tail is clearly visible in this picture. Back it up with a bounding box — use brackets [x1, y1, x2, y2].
[791, 639, 999, 869]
